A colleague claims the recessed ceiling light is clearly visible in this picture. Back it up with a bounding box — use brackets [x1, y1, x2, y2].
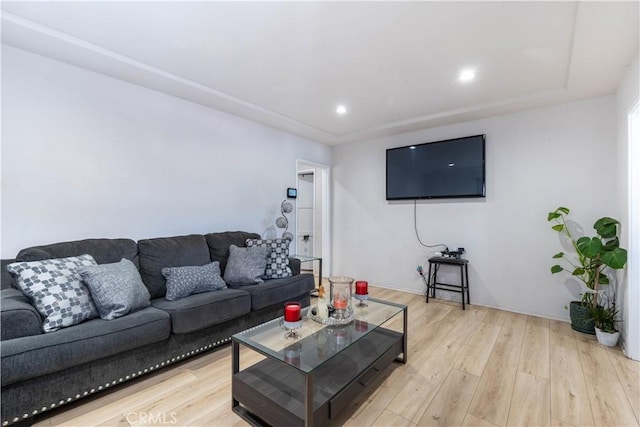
[458, 69, 476, 82]
[409, 146, 416, 150]
[448, 162, 455, 167]
[336, 105, 347, 115]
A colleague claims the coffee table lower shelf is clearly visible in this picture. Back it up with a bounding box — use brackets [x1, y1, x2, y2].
[232, 328, 403, 427]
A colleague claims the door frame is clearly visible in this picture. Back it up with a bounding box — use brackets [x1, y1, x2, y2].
[625, 102, 639, 360]
[296, 159, 331, 280]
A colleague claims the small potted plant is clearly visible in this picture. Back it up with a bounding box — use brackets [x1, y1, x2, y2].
[589, 302, 620, 346]
[547, 207, 627, 334]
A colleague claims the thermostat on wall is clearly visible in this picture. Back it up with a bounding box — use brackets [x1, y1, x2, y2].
[287, 188, 297, 198]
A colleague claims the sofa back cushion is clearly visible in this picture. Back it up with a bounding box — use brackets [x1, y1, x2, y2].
[204, 231, 260, 275]
[138, 234, 211, 299]
[15, 238, 139, 268]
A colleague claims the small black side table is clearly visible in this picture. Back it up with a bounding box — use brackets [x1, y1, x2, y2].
[425, 257, 470, 310]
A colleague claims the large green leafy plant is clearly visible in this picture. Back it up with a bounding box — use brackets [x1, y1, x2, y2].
[548, 207, 627, 308]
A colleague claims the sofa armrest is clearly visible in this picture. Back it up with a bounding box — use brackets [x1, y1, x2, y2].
[1, 258, 16, 289]
[289, 257, 301, 276]
[1, 288, 42, 340]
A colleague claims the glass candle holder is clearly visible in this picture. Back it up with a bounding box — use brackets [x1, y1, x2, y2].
[329, 276, 353, 319]
[354, 280, 369, 307]
[283, 301, 302, 339]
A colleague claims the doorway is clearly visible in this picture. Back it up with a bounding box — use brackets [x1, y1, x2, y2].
[627, 103, 639, 360]
[295, 160, 330, 282]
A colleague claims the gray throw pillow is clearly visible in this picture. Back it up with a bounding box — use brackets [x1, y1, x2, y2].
[246, 238, 292, 279]
[161, 261, 227, 301]
[77, 259, 150, 320]
[223, 245, 269, 285]
[7, 254, 99, 332]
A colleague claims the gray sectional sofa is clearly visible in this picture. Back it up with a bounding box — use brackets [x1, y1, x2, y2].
[0, 231, 314, 426]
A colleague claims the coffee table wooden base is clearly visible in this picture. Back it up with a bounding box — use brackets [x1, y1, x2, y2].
[232, 328, 403, 427]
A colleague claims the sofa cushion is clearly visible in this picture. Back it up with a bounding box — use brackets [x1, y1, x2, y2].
[1, 288, 42, 340]
[223, 245, 269, 285]
[204, 231, 260, 275]
[246, 238, 292, 279]
[6, 255, 99, 332]
[151, 288, 251, 334]
[228, 274, 315, 310]
[0, 306, 170, 386]
[138, 234, 211, 299]
[162, 261, 227, 301]
[77, 259, 151, 320]
[15, 238, 139, 268]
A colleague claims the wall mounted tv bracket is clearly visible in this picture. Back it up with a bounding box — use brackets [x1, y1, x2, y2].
[442, 247, 466, 259]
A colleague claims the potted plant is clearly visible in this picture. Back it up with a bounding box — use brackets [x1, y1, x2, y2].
[589, 302, 620, 346]
[547, 207, 627, 334]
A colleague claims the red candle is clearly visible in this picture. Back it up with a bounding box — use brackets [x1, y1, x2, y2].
[284, 302, 301, 322]
[355, 281, 368, 295]
[333, 296, 348, 309]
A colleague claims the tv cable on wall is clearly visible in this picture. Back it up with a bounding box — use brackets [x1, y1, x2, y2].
[414, 200, 448, 251]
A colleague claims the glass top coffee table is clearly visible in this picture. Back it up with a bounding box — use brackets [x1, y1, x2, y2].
[232, 297, 407, 427]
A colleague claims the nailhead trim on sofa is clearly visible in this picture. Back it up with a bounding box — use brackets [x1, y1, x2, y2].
[1, 336, 232, 426]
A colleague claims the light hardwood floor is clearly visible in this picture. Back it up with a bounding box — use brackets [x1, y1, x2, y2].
[32, 286, 639, 427]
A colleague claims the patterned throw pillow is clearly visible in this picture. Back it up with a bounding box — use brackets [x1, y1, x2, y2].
[77, 259, 151, 320]
[223, 245, 269, 285]
[246, 238, 292, 279]
[161, 261, 227, 301]
[6, 254, 99, 332]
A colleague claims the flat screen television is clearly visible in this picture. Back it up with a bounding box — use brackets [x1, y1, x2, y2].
[386, 134, 486, 200]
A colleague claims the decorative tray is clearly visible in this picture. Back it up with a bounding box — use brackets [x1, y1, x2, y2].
[308, 305, 355, 325]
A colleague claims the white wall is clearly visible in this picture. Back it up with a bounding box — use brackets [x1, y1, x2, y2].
[616, 54, 639, 360]
[333, 96, 617, 321]
[1, 46, 331, 258]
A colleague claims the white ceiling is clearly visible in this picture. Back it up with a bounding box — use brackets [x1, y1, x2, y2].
[1, 1, 638, 145]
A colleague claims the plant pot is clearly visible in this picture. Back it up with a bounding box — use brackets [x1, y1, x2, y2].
[595, 327, 620, 347]
[569, 301, 595, 335]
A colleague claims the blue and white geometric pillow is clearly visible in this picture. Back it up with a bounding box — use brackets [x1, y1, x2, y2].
[7, 254, 99, 332]
[246, 238, 292, 279]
